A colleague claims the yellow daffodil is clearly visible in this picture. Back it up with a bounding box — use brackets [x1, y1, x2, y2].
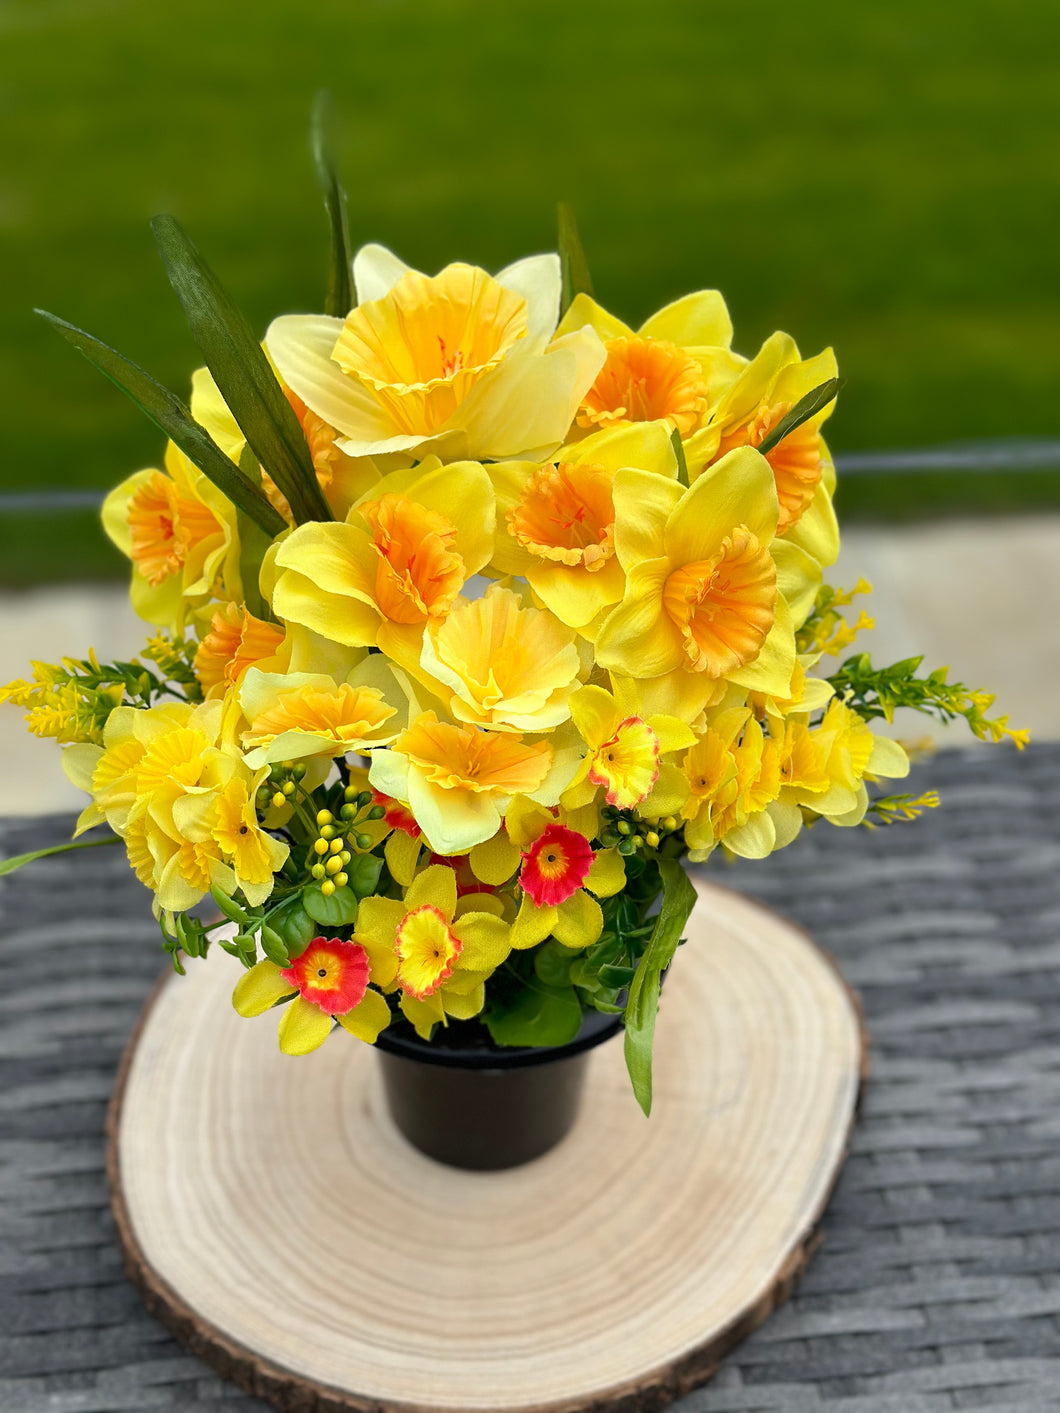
[238, 656, 407, 767]
[193, 603, 286, 697]
[102, 442, 240, 628]
[771, 700, 911, 838]
[595, 446, 822, 701]
[685, 333, 840, 567]
[270, 458, 494, 667]
[233, 937, 392, 1055]
[418, 583, 585, 733]
[486, 422, 678, 632]
[265, 244, 605, 464]
[564, 682, 696, 815]
[554, 291, 744, 443]
[369, 711, 578, 855]
[190, 366, 384, 521]
[354, 864, 511, 1037]
[681, 709, 785, 861]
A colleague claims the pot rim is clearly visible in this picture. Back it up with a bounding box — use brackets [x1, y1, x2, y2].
[374, 1007, 624, 1071]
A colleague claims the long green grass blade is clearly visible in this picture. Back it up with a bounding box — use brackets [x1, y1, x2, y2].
[756, 378, 843, 457]
[36, 311, 287, 538]
[623, 859, 697, 1115]
[152, 215, 333, 526]
[311, 90, 353, 319]
[558, 201, 593, 315]
[0, 834, 121, 877]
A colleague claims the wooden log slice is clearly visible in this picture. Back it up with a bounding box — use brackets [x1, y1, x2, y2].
[107, 880, 866, 1413]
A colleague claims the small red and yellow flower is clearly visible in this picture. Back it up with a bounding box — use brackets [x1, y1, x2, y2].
[353, 864, 511, 1038]
[564, 683, 695, 815]
[519, 822, 593, 907]
[232, 936, 391, 1055]
[502, 796, 626, 952]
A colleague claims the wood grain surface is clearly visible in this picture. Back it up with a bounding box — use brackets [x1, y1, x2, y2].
[107, 879, 866, 1413]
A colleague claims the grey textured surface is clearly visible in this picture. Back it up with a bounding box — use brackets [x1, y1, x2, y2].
[1, 744, 1058, 1412]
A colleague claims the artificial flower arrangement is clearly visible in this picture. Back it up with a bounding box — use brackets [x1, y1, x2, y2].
[1, 146, 1025, 1114]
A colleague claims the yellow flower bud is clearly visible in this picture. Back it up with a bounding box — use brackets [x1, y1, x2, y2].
[316, 809, 333, 825]
[325, 855, 342, 875]
[335, 872, 348, 888]
[271, 792, 285, 809]
[321, 879, 336, 897]
[313, 838, 329, 856]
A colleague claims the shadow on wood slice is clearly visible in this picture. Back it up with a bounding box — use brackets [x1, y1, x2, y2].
[106, 880, 867, 1413]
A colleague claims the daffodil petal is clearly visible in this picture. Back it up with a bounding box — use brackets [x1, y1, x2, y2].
[442, 982, 486, 1021]
[233, 960, 296, 1017]
[638, 289, 733, 349]
[511, 894, 557, 950]
[336, 988, 392, 1043]
[404, 863, 458, 920]
[352, 242, 413, 304]
[278, 996, 334, 1055]
[553, 889, 603, 949]
[583, 848, 626, 899]
[468, 831, 522, 885]
[384, 829, 422, 887]
[455, 912, 511, 971]
[266, 313, 395, 444]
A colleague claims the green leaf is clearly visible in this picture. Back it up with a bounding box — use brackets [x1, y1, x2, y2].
[755, 378, 843, 458]
[311, 90, 353, 319]
[670, 426, 690, 488]
[623, 859, 697, 1116]
[270, 899, 317, 956]
[151, 215, 333, 527]
[485, 977, 583, 1048]
[36, 310, 287, 539]
[260, 924, 290, 968]
[558, 201, 593, 316]
[302, 884, 359, 927]
[0, 834, 121, 877]
[345, 851, 382, 899]
[533, 938, 577, 988]
[209, 885, 250, 925]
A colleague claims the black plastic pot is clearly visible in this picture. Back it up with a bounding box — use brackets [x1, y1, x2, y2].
[375, 1009, 624, 1170]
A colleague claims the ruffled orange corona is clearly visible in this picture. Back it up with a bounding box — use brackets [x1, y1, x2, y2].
[715, 402, 824, 533]
[193, 604, 285, 695]
[578, 336, 709, 437]
[127, 472, 220, 587]
[361, 493, 465, 625]
[661, 526, 777, 677]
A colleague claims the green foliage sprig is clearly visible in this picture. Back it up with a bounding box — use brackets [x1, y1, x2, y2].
[828, 651, 1029, 747]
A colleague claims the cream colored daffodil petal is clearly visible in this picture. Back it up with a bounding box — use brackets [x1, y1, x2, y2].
[494, 252, 561, 347]
[452, 329, 603, 463]
[367, 748, 410, 802]
[511, 895, 557, 950]
[62, 743, 103, 793]
[612, 469, 684, 570]
[768, 799, 804, 850]
[336, 988, 392, 1043]
[404, 863, 458, 920]
[583, 848, 626, 899]
[352, 243, 413, 304]
[553, 292, 632, 343]
[455, 913, 511, 971]
[663, 448, 779, 566]
[73, 804, 105, 838]
[638, 289, 733, 349]
[772, 540, 823, 628]
[723, 810, 777, 860]
[407, 773, 502, 856]
[868, 735, 911, 779]
[266, 313, 396, 444]
[233, 960, 296, 1017]
[278, 996, 334, 1055]
[553, 889, 603, 949]
[468, 831, 522, 885]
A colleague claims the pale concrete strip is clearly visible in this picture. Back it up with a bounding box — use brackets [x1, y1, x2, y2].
[1, 515, 1058, 818]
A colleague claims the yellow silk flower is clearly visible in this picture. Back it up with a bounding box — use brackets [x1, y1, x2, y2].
[594, 446, 822, 702]
[265, 244, 605, 464]
[486, 421, 679, 633]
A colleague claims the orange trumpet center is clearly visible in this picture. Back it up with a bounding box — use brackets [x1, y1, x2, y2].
[360, 493, 465, 625]
[577, 336, 708, 437]
[662, 527, 777, 677]
[717, 401, 824, 532]
[507, 461, 616, 572]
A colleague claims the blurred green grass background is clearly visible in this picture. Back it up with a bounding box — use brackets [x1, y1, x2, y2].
[1, 0, 1058, 585]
